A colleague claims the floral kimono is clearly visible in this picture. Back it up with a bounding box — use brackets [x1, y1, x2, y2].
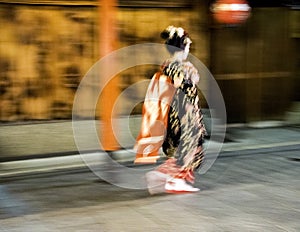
[134, 59, 206, 183]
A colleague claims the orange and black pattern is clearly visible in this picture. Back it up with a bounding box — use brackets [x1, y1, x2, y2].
[159, 60, 207, 179]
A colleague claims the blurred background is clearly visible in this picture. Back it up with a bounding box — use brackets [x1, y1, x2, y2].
[1, 2, 300, 230]
[0, 0, 299, 159]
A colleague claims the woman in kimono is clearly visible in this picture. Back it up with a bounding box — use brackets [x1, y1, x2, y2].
[134, 26, 206, 194]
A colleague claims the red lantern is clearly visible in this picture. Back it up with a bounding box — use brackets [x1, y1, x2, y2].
[211, 0, 251, 25]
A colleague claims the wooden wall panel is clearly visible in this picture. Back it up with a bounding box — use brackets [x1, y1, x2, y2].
[211, 7, 295, 123]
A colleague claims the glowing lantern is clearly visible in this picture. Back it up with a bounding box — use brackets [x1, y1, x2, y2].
[211, 0, 251, 25]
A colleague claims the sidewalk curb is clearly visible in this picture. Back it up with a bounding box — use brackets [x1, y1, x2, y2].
[1, 141, 299, 180]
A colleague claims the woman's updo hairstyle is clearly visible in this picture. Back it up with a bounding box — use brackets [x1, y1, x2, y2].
[160, 26, 190, 54]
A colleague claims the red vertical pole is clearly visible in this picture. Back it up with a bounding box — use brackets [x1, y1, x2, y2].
[99, 0, 119, 151]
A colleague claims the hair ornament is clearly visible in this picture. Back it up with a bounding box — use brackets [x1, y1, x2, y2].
[164, 25, 185, 39]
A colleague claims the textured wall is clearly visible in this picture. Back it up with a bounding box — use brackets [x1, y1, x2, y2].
[0, 1, 210, 122]
[2, 2, 296, 123]
[0, 3, 97, 121]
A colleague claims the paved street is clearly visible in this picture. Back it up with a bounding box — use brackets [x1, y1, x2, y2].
[1, 145, 299, 231]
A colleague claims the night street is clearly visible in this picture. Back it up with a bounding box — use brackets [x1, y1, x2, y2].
[1, 145, 299, 231]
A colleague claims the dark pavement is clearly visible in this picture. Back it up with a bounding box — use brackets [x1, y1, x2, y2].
[0, 121, 300, 231]
[0, 143, 299, 231]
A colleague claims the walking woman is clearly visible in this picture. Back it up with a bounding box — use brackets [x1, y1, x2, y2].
[134, 26, 207, 194]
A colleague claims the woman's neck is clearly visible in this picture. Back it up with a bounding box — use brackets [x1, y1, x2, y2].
[171, 50, 187, 62]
